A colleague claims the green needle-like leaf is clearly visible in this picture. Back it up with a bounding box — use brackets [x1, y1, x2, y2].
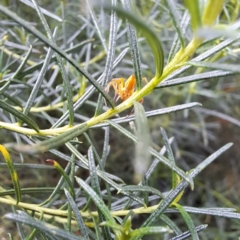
[107, 120, 194, 188]
[187, 61, 240, 73]
[5, 213, 84, 240]
[133, 101, 151, 183]
[31, 0, 75, 125]
[0, 145, 21, 204]
[76, 177, 115, 223]
[0, 5, 115, 108]
[173, 203, 199, 240]
[184, 0, 202, 32]
[130, 226, 171, 238]
[171, 224, 208, 240]
[31, 123, 88, 153]
[202, 0, 225, 26]
[20, 39, 94, 77]
[0, 100, 39, 133]
[120, 185, 164, 198]
[165, 0, 185, 48]
[88, 146, 112, 240]
[64, 189, 90, 239]
[75, 177, 121, 239]
[105, 5, 164, 79]
[46, 160, 75, 199]
[133, 143, 232, 240]
[121, 0, 143, 90]
[21, 36, 54, 124]
[160, 128, 182, 202]
[157, 70, 233, 89]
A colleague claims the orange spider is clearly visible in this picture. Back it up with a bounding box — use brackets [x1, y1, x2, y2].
[105, 75, 147, 102]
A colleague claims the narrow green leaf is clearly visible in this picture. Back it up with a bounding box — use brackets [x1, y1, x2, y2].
[0, 187, 63, 197]
[88, 147, 101, 195]
[160, 128, 181, 190]
[20, 0, 62, 22]
[133, 143, 232, 240]
[7, 233, 13, 240]
[95, 0, 117, 116]
[92, 102, 201, 128]
[101, 127, 110, 168]
[0, 5, 115, 108]
[46, 160, 75, 199]
[133, 101, 151, 183]
[86, 0, 107, 52]
[5, 213, 83, 240]
[187, 61, 240, 73]
[174, 203, 199, 240]
[31, 123, 88, 153]
[160, 214, 182, 235]
[22, 31, 54, 122]
[66, 143, 146, 206]
[31, 0, 75, 125]
[144, 137, 173, 183]
[2, 92, 23, 109]
[202, 0, 225, 26]
[142, 177, 149, 206]
[130, 226, 171, 238]
[76, 177, 114, 222]
[11, 206, 25, 239]
[21, 39, 94, 77]
[88, 146, 112, 240]
[40, 162, 71, 207]
[120, 185, 164, 198]
[85, 134, 103, 169]
[75, 177, 121, 238]
[0, 100, 39, 132]
[0, 145, 21, 204]
[121, 0, 143, 90]
[160, 128, 175, 163]
[0, 163, 54, 169]
[64, 189, 90, 240]
[165, 0, 185, 48]
[165, 32, 240, 81]
[167, 11, 189, 63]
[106, 5, 164, 78]
[173, 206, 240, 219]
[0, 45, 33, 94]
[122, 210, 134, 228]
[107, 120, 194, 187]
[25, 212, 44, 240]
[190, 143, 233, 177]
[52, 48, 129, 128]
[92, 216, 101, 240]
[100, 221, 123, 231]
[184, 0, 202, 32]
[157, 70, 233, 89]
[198, 108, 240, 128]
[170, 224, 208, 240]
[39, 232, 58, 240]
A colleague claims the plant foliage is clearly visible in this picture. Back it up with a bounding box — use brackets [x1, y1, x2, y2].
[0, 0, 240, 239]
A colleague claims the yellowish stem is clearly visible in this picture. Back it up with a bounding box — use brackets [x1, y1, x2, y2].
[0, 195, 160, 218]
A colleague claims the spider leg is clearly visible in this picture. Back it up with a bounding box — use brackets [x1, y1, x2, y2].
[142, 77, 148, 84]
[116, 95, 121, 101]
[139, 98, 144, 104]
[110, 78, 125, 101]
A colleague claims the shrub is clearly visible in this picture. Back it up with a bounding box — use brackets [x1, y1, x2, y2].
[0, 0, 240, 239]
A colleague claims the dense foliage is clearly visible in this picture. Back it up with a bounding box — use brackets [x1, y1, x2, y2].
[0, 0, 240, 239]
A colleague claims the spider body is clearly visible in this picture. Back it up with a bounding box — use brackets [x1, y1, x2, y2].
[105, 75, 136, 101]
[105, 75, 148, 104]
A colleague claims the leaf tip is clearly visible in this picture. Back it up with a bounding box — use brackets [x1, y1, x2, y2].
[46, 159, 56, 166]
